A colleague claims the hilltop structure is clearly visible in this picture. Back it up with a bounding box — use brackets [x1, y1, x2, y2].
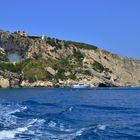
[14, 31, 28, 37]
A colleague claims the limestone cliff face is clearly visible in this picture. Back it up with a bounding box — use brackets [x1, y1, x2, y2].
[0, 29, 140, 87]
[83, 49, 140, 86]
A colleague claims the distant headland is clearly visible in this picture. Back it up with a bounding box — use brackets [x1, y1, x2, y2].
[0, 29, 140, 88]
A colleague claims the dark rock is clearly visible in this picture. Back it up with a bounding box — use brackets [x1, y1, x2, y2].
[98, 82, 117, 87]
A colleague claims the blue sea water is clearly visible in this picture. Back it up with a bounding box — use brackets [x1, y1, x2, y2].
[0, 88, 140, 140]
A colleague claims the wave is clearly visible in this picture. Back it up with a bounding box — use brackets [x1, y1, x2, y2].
[0, 118, 45, 140]
[46, 119, 108, 140]
[97, 124, 107, 130]
[0, 103, 28, 129]
[8, 106, 27, 115]
[22, 100, 61, 107]
[78, 104, 133, 111]
[0, 126, 28, 140]
[68, 106, 74, 112]
[0, 88, 139, 140]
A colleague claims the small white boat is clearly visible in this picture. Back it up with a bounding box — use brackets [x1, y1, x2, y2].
[72, 83, 89, 88]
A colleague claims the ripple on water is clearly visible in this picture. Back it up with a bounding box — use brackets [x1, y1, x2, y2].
[0, 88, 140, 140]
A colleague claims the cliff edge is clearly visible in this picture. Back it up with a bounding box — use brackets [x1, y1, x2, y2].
[0, 29, 140, 88]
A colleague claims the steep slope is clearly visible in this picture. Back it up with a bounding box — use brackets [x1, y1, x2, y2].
[0, 29, 140, 87]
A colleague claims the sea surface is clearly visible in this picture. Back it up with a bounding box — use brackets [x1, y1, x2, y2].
[0, 88, 140, 140]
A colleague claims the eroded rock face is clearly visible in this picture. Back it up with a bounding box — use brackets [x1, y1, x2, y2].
[83, 49, 140, 86]
[20, 80, 53, 87]
[44, 67, 56, 76]
[0, 31, 29, 58]
[0, 77, 9, 88]
[0, 29, 140, 87]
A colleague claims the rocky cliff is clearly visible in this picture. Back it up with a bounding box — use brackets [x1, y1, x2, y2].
[0, 29, 140, 88]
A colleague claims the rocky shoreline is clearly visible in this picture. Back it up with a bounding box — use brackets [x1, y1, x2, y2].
[0, 77, 127, 88]
[0, 29, 140, 88]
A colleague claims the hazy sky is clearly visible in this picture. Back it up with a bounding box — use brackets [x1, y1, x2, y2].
[0, 0, 140, 59]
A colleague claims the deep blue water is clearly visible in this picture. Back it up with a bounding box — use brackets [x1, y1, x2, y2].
[0, 88, 140, 140]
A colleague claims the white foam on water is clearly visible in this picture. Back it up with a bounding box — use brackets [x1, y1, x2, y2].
[7, 109, 21, 115]
[27, 119, 38, 127]
[0, 130, 16, 139]
[0, 102, 109, 140]
[60, 123, 65, 131]
[0, 118, 45, 140]
[0, 104, 28, 128]
[42, 125, 93, 140]
[59, 123, 73, 132]
[0, 126, 28, 140]
[97, 124, 107, 130]
[21, 106, 27, 111]
[0, 101, 47, 139]
[36, 119, 46, 125]
[93, 124, 108, 133]
[56, 124, 107, 140]
[69, 106, 74, 112]
[50, 127, 87, 140]
[48, 121, 57, 128]
[0, 108, 17, 127]
[48, 121, 73, 133]
[16, 127, 28, 132]
[75, 128, 86, 136]
[28, 118, 45, 127]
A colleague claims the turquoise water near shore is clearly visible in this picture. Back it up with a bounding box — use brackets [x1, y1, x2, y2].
[0, 88, 140, 140]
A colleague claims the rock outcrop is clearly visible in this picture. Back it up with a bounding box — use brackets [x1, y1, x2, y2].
[0, 76, 9, 88]
[0, 29, 140, 88]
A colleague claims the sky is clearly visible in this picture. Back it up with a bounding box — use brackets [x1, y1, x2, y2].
[0, 0, 140, 59]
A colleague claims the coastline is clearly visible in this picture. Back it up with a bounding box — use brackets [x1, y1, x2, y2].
[0, 29, 140, 88]
[0, 79, 132, 89]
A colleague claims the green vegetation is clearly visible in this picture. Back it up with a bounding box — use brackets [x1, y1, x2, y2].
[48, 57, 76, 80]
[0, 35, 98, 82]
[64, 41, 97, 50]
[92, 60, 104, 73]
[68, 73, 76, 80]
[73, 48, 84, 65]
[28, 36, 40, 39]
[0, 53, 21, 73]
[0, 62, 21, 73]
[46, 37, 56, 46]
[18, 58, 52, 81]
[0, 56, 78, 81]
[52, 58, 69, 80]
[46, 37, 97, 50]
[0, 56, 76, 81]
[46, 37, 62, 50]
[0, 54, 9, 62]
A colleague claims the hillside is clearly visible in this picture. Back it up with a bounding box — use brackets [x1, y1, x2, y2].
[0, 29, 140, 88]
